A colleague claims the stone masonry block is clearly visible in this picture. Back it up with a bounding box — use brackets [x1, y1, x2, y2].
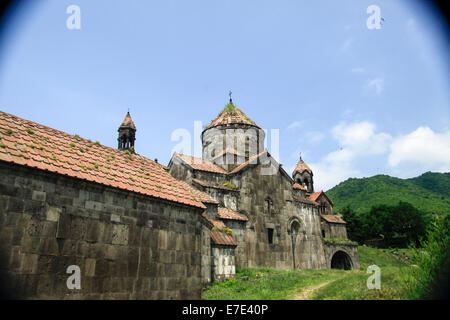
[85, 200, 104, 211]
[84, 258, 96, 277]
[32, 190, 46, 202]
[46, 206, 61, 222]
[112, 225, 129, 246]
[56, 213, 71, 239]
[21, 254, 39, 274]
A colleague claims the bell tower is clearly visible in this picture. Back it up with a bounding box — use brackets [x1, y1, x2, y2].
[292, 156, 314, 193]
[117, 111, 136, 153]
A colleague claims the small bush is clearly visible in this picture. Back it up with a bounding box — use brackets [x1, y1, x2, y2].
[403, 215, 450, 299]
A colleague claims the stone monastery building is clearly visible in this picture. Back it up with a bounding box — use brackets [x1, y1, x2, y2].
[0, 100, 359, 299]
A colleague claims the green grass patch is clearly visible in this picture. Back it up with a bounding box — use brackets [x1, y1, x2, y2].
[202, 268, 345, 300]
[202, 246, 417, 300]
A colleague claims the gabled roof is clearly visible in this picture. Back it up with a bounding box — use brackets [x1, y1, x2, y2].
[292, 195, 318, 206]
[172, 153, 227, 174]
[179, 180, 219, 204]
[217, 207, 248, 221]
[320, 214, 346, 224]
[210, 229, 238, 246]
[227, 150, 295, 186]
[120, 112, 136, 130]
[0, 111, 205, 209]
[293, 157, 312, 176]
[309, 190, 334, 205]
[205, 217, 238, 246]
[206, 102, 260, 130]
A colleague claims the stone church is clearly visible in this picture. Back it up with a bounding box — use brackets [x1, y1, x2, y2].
[0, 99, 358, 299]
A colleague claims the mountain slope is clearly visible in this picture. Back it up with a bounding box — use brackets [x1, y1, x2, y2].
[408, 172, 450, 198]
[326, 172, 450, 214]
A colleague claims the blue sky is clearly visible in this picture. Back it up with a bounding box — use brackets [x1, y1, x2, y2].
[0, 0, 448, 190]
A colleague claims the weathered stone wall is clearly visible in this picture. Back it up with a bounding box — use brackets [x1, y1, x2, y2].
[201, 124, 265, 162]
[211, 246, 235, 282]
[317, 198, 333, 215]
[322, 223, 348, 239]
[290, 202, 328, 269]
[203, 188, 239, 211]
[234, 162, 327, 270]
[202, 203, 218, 221]
[200, 221, 212, 286]
[193, 171, 225, 184]
[221, 220, 247, 268]
[0, 162, 208, 299]
[167, 162, 193, 184]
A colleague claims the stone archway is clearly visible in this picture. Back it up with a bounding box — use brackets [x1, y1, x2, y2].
[288, 218, 302, 269]
[330, 250, 353, 270]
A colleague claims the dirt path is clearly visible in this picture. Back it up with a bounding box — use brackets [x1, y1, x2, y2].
[294, 281, 334, 300]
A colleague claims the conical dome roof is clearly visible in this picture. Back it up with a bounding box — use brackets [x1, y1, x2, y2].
[206, 101, 259, 129]
[120, 112, 136, 130]
[293, 157, 312, 176]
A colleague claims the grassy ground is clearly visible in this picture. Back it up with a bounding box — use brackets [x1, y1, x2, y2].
[202, 246, 415, 300]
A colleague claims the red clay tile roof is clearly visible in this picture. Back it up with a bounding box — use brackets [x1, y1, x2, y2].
[292, 195, 318, 206]
[293, 158, 312, 175]
[206, 102, 260, 129]
[0, 111, 206, 209]
[210, 229, 238, 246]
[179, 181, 219, 204]
[320, 214, 346, 224]
[204, 217, 237, 246]
[207, 218, 226, 229]
[174, 153, 227, 174]
[120, 112, 136, 130]
[309, 190, 334, 205]
[192, 178, 239, 192]
[293, 183, 306, 191]
[309, 191, 321, 202]
[217, 207, 248, 221]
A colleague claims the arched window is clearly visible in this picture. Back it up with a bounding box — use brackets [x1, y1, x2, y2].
[265, 197, 272, 213]
[319, 203, 326, 214]
[267, 228, 274, 244]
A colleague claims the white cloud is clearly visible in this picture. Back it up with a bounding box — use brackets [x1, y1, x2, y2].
[366, 77, 384, 95]
[295, 121, 450, 191]
[286, 121, 303, 130]
[388, 127, 450, 171]
[331, 122, 391, 155]
[310, 121, 391, 190]
[310, 149, 359, 192]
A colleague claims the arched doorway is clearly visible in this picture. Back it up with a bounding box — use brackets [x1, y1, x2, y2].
[290, 220, 301, 269]
[330, 251, 352, 270]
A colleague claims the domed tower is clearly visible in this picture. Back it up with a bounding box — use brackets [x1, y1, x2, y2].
[292, 156, 314, 193]
[117, 111, 136, 153]
[201, 96, 265, 167]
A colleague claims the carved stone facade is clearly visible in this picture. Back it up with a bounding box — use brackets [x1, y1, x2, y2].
[0, 104, 360, 300]
[168, 101, 360, 275]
